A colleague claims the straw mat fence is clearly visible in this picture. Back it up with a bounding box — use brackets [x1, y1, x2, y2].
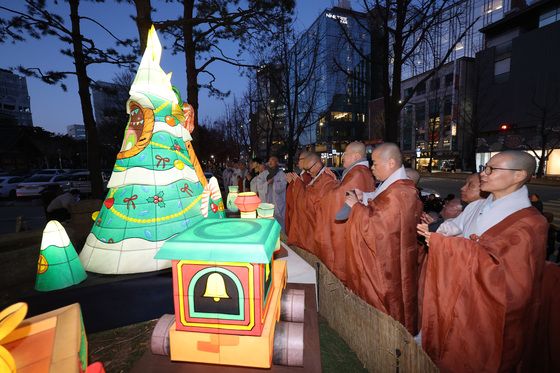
[290, 245, 438, 373]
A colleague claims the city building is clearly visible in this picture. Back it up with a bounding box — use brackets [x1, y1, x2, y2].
[67, 124, 86, 140]
[402, 0, 510, 81]
[400, 57, 477, 171]
[475, 0, 560, 175]
[254, 63, 286, 160]
[91, 80, 128, 125]
[396, 0, 513, 170]
[294, 2, 371, 166]
[0, 69, 33, 126]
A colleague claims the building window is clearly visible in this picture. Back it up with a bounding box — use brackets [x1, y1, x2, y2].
[404, 87, 413, 99]
[494, 57, 511, 82]
[416, 81, 426, 95]
[331, 111, 352, 121]
[445, 73, 453, 87]
[539, 7, 560, 28]
[430, 78, 440, 91]
[484, 0, 503, 14]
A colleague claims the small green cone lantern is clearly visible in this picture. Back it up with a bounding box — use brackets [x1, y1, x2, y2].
[35, 220, 87, 292]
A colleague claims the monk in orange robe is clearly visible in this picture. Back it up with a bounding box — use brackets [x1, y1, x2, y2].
[417, 150, 547, 372]
[526, 261, 560, 372]
[285, 152, 311, 237]
[309, 142, 375, 283]
[344, 143, 422, 334]
[293, 153, 338, 256]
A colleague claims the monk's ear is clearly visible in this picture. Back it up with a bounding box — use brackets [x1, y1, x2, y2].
[514, 169, 528, 184]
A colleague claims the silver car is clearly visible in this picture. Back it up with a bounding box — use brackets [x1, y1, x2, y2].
[0, 176, 24, 199]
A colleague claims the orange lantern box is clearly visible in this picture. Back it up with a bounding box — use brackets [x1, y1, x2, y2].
[1, 303, 88, 373]
[155, 218, 286, 367]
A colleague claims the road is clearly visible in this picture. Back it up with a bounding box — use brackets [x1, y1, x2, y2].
[419, 175, 560, 224]
[0, 199, 46, 235]
[419, 176, 559, 202]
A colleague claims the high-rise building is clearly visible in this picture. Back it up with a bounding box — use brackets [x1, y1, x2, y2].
[0, 69, 33, 126]
[403, 0, 510, 80]
[293, 3, 371, 165]
[475, 0, 560, 175]
[398, 0, 513, 170]
[67, 124, 86, 140]
[400, 57, 477, 171]
[254, 63, 286, 159]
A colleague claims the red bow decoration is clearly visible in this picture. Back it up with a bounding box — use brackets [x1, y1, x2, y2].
[124, 194, 138, 209]
[180, 184, 192, 196]
[156, 155, 170, 168]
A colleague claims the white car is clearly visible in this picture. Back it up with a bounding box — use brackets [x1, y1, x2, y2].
[16, 175, 64, 198]
[0, 176, 25, 199]
[54, 172, 92, 195]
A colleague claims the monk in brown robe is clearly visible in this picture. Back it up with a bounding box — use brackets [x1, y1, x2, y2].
[526, 261, 560, 372]
[285, 152, 311, 238]
[293, 153, 338, 256]
[344, 143, 423, 334]
[417, 151, 547, 372]
[310, 142, 375, 283]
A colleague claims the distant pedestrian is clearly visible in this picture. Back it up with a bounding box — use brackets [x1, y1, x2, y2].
[222, 161, 234, 188]
[460, 173, 488, 204]
[530, 193, 544, 213]
[265, 156, 287, 230]
[46, 189, 80, 222]
[41, 184, 63, 216]
[424, 193, 443, 213]
[250, 160, 268, 200]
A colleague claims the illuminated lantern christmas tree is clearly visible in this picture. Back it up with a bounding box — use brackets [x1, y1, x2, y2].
[35, 220, 87, 292]
[79, 27, 224, 275]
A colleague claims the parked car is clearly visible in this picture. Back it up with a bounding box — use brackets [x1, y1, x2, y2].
[53, 172, 92, 195]
[420, 187, 441, 198]
[66, 169, 88, 175]
[440, 161, 455, 172]
[32, 169, 68, 176]
[0, 176, 25, 199]
[16, 175, 63, 198]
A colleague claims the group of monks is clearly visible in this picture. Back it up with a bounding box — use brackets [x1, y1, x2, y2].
[285, 142, 559, 372]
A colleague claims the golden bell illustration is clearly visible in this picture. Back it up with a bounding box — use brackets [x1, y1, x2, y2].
[203, 273, 229, 302]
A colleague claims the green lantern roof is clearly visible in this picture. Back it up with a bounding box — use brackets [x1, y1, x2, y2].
[155, 218, 281, 263]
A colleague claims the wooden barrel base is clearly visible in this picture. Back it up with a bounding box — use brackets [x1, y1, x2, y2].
[150, 314, 175, 356]
[272, 321, 304, 366]
[280, 288, 305, 323]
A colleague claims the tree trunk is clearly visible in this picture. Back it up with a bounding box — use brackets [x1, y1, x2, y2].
[69, 0, 104, 198]
[133, 0, 153, 54]
[536, 147, 546, 178]
[183, 0, 199, 129]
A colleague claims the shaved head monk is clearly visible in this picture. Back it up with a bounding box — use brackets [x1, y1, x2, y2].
[344, 143, 423, 334]
[417, 151, 547, 372]
[310, 141, 375, 283]
[286, 153, 337, 255]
